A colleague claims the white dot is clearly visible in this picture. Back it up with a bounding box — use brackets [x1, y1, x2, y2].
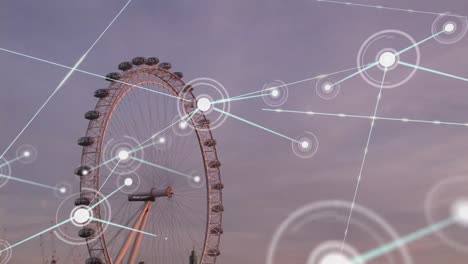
[270, 89, 280, 98]
[319, 253, 352, 264]
[323, 84, 332, 91]
[378, 51, 397, 68]
[82, 170, 89, 176]
[159, 137, 166, 144]
[197, 97, 212, 112]
[124, 178, 133, 186]
[118, 150, 130, 160]
[73, 208, 91, 224]
[452, 199, 468, 225]
[23, 151, 31, 157]
[301, 141, 310, 149]
[445, 22, 455, 33]
[193, 176, 201, 183]
[59, 187, 67, 194]
[179, 121, 188, 129]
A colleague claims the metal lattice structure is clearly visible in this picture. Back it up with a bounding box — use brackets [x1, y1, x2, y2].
[75, 57, 223, 264]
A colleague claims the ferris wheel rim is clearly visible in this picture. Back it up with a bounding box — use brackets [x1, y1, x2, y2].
[77, 61, 223, 264]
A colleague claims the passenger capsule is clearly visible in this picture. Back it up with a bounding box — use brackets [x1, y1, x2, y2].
[208, 160, 221, 168]
[212, 182, 224, 190]
[84, 110, 100, 120]
[78, 137, 94, 147]
[159, 62, 172, 70]
[131, 57, 146, 66]
[105, 72, 121, 81]
[204, 139, 217, 147]
[74, 197, 91, 206]
[94, 89, 109, 99]
[118, 61, 133, 71]
[86, 258, 104, 264]
[174, 72, 183, 78]
[145, 57, 160, 66]
[78, 228, 95, 238]
[74, 165, 91, 176]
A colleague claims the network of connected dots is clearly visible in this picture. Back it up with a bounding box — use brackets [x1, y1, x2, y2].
[0, 1, 467, 264]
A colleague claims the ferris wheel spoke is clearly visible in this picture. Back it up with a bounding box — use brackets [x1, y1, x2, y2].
[78, 61, 222, 263]
[131, 157, 194, 180]
[90, 184, 125, 210]
[130, 109, 199, 154]
[173, 197, 207, 225]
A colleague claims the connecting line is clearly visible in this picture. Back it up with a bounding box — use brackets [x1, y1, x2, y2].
[395, 30, 445, 56]
[342, 69, 388, 251]
[212, 107, 301, 144]
[90, 217, 157, 237]
[218, 29, 438, 106]
[0, 47, 184, 101]
[0, 0, 133, 161]
[328, 29, 443, 90]
[0, 173, 60, 191]
[89, 184, 126, 210]
[352, 218, 456, 263]
[0, 183, 141, 255]
[399, 61, 468, 82]
[331, 62, 379, 88]
[316, 0, 467, 18]
[131, 157, 194, 179]
[0, 187, 131, 254]
[90, 161, 121, 205]
[0, 218, 72, 254]
[224, 64, 370, 102]
[0, 155, 24, 169]
[262, 109, 468, 128]
[88, 156, 121, 173]
[88, 110, 197, 175]
[130, 110, 199, 153]
[212, 93, 267, 105]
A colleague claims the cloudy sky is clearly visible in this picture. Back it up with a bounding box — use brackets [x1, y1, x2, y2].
[1, 0, 468, 263]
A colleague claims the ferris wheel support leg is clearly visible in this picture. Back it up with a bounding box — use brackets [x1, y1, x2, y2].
[114, 201, 151, 264]
[128, 202, 152, 264]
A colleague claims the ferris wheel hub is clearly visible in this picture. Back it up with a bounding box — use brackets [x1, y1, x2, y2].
[128, 186, 174, 201]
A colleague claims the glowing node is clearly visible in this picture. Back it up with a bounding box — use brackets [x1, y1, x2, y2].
[323, 84, 332, 91]
[59, 187, 67, 194]
[73, 208, 91, 225]
[445, 22, 456, 33]
[118, 149, 130, 161]
[262, 80, 289, 107]
[159, 137, 166, 144]
[270, 89, 280, 98]
[179, 121, 188, 129]
[378, 51, 397, 68]
[23, 151, 31, 157]
[124, 178, 133, 186]
[318, 253, 352, 264]
[193, 176, 201, 183]
[301, 141, 310, 149]
[452, 199, 468, 225]
[197, 97, 212, 112]
[82, 169, 89, 176]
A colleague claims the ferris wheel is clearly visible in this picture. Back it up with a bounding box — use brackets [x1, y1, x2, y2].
[73, 56, 223, 264]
